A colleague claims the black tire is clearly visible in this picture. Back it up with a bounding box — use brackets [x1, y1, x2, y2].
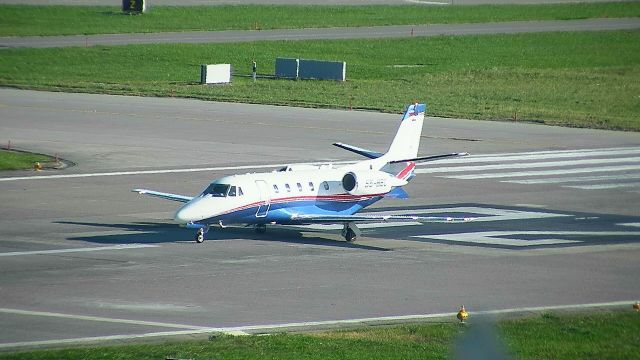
[345, 228, 356, 242]
[195, 229, 205, 243]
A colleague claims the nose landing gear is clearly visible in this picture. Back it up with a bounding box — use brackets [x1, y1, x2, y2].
[194, 225, 210, 243]
[195, 228, 205, 243]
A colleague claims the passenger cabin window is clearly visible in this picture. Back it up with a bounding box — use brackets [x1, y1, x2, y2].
[308, 182, 315, 191]
[203, 183, 230, 197]
[273, 184, 279, 193]
[228, 186, 236, 197]
[297, 183, 303, 192]
[322, 181, 329, 191]
[285, 184, 291, 192]
[238, 187, 244, 196]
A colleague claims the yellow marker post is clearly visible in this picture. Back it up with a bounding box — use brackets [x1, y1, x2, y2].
[457, 305, 469, 323]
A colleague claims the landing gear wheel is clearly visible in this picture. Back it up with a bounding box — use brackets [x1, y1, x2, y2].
[195, 228, 205, 243]
[255, 224, 267, 234]
[345, 228, 357, 242]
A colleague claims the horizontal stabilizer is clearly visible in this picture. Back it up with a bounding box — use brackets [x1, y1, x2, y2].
[383, 187, 410, 199]
[389, 152, 469, 164]
[132, 189, 193, 203]
[333, 142, 383, 159]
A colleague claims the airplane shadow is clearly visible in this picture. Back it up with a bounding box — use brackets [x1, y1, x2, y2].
[55, 220, 391, 251]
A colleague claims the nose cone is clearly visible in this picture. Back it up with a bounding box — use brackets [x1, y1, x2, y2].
[174, 203, 203, 223]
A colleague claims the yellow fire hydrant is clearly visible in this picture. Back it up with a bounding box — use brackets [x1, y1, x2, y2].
[634, 302, 640, 312]
[34, 162, 43, 171]
[457, 305, 469, 323]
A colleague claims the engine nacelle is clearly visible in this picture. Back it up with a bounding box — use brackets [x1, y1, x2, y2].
[342, 170, 406, 196]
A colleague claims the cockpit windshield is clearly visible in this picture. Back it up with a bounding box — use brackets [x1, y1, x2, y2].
[202, 183, 230, 197]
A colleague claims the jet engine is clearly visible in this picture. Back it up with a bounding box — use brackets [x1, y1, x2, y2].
[341, 170, 407, 196]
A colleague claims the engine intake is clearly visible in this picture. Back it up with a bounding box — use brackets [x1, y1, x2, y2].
[342, 171, 396, 196]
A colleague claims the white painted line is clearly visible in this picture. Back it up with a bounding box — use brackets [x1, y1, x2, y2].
[0, 308, 205, 330]
[445, 165, 640, 180]
[416, 157, 640, 174]
[367, 207, 570, 222]
[564, 182, 640, 190]
[503, 173, 640, 184]
[0, 163, 289, 182]
[618, 223, 640, 228]
[0, 244, 158, 257]
[431, 147, 640, 165]
[413, 231, 640, 247]
[404, 0, 450, 4]
[0, 300, 634, 350]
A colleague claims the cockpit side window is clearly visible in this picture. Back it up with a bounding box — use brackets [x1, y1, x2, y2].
[228, 186, 237, 197]
[238, 187, 244, 196]
[203, 183, 230, 197]
[322, 181, 329, 190]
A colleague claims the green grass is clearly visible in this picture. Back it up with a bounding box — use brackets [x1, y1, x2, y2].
[2, 30, 638, 131]
[0, 150, 51, 171]
[1, 312, 638, 360]
[500, 312, 640, 360]
[1, 2, 639, 36]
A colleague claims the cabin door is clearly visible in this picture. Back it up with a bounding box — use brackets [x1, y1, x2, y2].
[255, 180, 271, 217]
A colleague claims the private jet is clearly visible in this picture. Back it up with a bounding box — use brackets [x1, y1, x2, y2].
[133, 103, 470, 243]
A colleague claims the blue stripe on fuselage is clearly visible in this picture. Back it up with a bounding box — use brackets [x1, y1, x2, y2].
[197, 197, 383, 225]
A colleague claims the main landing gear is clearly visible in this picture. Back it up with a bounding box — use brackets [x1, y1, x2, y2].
[342, 223, 361, 242]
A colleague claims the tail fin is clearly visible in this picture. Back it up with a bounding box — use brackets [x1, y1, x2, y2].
[384, 103, 426, 161]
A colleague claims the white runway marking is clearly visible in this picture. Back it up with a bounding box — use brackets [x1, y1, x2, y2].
[415, 157, 640, 174]
[504, 174, 640, 184]
[413, 231, 640, 247]
[564, 182, 640, 190]
[405, 0, 450, 4]
[446, 165, 640, 180]
[0, 300, 633, 350]
[0, 244, 158, 257]
[424, 147, 640, 193]
[439, 147, 640, 164]
[0, 308, 205, 330]
[0, 163, 292, 182]
[367, 207, 570, 222]
[619, 223, 640, 228]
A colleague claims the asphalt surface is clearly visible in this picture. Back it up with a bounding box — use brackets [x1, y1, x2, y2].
[1, 89, 639, 350]
[3, 18, 639, 48]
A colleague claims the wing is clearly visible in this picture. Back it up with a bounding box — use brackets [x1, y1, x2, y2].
[132, 189, 193, 203]
[290, 213, 474, 224]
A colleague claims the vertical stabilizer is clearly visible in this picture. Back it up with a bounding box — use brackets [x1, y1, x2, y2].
[384, 103, 426, 161]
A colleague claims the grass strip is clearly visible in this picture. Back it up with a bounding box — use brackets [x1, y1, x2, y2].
[1, 311, 638, 360]
[0, 150, 52, 171]
[0, 2, 639, 36]
[2, 30, 638, 131]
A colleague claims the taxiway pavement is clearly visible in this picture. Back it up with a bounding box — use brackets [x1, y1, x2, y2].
[0, 89, 639, 350]
[3, 18, 639, 48]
